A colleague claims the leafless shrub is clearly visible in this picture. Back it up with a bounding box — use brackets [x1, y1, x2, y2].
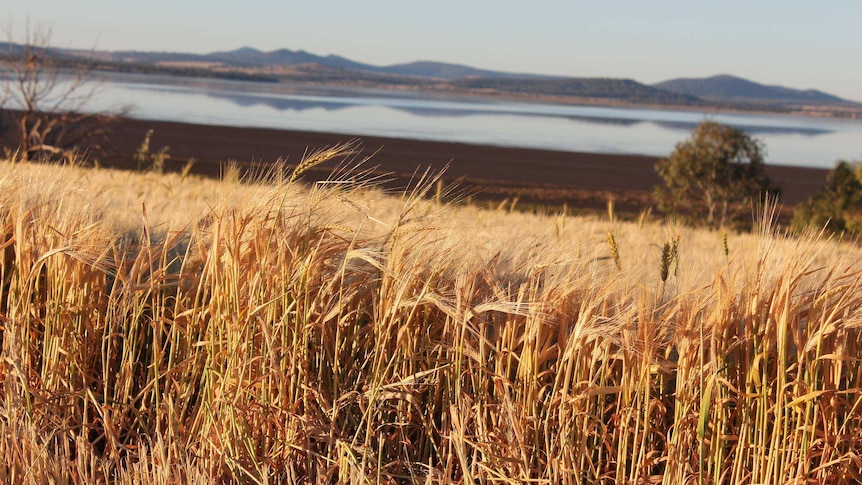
[0, 21, 123, 162]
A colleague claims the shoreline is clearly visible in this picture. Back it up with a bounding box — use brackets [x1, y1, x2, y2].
[99, 71, 862, 121]
[102, 116, 829, 212]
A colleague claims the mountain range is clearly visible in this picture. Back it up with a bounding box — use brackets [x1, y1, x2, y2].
[80, 46, 553, 80]
[9, 43, 860, 111]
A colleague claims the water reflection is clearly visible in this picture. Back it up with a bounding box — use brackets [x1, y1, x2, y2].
[202, 89, 833, 136]
[94, 76, 862, 168]
[209, 92, 353, 111]
[651, 120, 830, 136]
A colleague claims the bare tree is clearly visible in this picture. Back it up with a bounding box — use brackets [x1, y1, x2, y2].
[0, 22, 119, 162]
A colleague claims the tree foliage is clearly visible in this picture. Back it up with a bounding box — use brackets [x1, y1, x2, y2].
[792, 161, 862, 235]
[654, 121, 779, 228]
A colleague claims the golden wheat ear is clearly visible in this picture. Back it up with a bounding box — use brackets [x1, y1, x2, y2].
[607, 230, 621, 270]
[289, 139, 361, 184]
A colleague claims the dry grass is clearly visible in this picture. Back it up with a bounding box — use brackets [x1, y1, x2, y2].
[0, 155, 861, 484]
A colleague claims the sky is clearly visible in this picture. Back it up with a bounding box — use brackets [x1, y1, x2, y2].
[5, 1, 862, 101]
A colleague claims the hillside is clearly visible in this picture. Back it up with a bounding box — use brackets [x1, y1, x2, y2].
[451, 77, 702, 104]
[655, 74, 852, 106]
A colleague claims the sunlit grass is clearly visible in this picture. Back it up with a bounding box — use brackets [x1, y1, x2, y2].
[0, 155, 861, 483]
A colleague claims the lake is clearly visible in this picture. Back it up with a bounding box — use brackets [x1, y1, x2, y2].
[90, 74, 862, 169]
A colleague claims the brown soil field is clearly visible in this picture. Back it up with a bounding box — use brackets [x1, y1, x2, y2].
[102, 117, 830, 216]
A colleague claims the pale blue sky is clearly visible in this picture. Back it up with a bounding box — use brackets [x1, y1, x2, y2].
[6, 1, 862, 101]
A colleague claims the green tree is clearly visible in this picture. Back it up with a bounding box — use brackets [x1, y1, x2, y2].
[792, 161, 862, 235]
[654, 121, 779, 228]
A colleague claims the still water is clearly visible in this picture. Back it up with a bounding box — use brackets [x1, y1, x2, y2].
[91, 75, 862, 169]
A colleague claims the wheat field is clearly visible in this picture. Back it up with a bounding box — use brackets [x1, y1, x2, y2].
[0, 153, 861, 484]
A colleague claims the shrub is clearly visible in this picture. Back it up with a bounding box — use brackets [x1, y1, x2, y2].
[133, 129, 171, 173]
[792, 160, 862, 235]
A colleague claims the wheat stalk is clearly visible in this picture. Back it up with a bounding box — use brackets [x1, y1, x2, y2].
[660, 241, 672, 282]
[607, 230, 621, 270]
[288, 139, 360, 183]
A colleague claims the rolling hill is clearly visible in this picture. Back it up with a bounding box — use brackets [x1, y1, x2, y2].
[654, 74, 850, 106]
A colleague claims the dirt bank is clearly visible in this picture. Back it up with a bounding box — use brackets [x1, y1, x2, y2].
[102, 117, 829, 214]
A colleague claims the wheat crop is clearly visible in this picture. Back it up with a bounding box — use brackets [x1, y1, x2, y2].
[0, 157, 860, 484]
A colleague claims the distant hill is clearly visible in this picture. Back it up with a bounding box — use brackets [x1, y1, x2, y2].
[205, 47, 373, 71]
[654, 75, 849, 106]
[376, 60, 536, 80]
